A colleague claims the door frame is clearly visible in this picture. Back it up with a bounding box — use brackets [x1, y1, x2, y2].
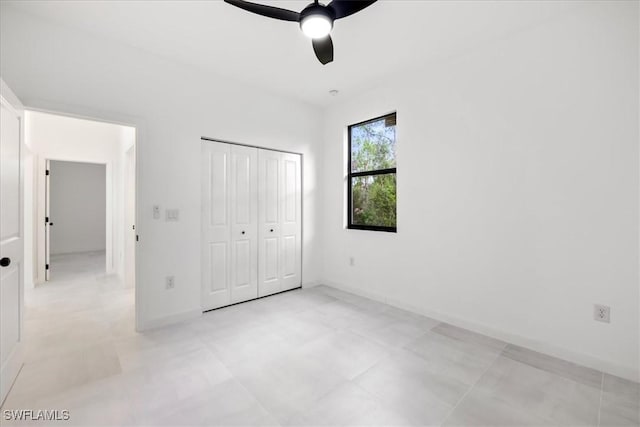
[41, 159, 110, 279]
[44, 159, 50, 280]
[25, 106, 141, 331]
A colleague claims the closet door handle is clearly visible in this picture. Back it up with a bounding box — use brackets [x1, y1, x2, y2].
[0, 257, 10, 267]
[241, 231, 245, 235]
[270, 229, 274, 233]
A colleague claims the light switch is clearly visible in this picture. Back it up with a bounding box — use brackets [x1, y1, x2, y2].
[153, 205, 161, 219]
[166, 209, 179, 221]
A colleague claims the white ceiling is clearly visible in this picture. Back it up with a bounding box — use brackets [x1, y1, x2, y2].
[3, 0, 580, 106]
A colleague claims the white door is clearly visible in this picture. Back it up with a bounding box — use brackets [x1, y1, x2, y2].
[279, 152, 301, 291]
[258, 150, 282, 296]
[123, 145, 136, 289]
[201, 142, 258, 310]
[0, 80, 24, 405]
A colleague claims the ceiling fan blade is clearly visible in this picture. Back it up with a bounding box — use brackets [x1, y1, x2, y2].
[328, 0, 377, 19]
[312, 35, 334, 65]
[224, 0, 300, 22]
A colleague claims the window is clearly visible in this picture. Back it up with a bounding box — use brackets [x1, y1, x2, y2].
[348, 113, 397, 232]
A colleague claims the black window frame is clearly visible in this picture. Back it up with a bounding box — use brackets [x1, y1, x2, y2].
[347, 112, 397, 233]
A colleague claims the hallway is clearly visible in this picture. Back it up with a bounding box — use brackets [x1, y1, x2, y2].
[2, 251, 135, 424]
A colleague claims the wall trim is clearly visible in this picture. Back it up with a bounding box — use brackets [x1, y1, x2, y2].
[321, 280, 639, 382]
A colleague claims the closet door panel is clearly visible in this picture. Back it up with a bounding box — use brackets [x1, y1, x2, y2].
[201, 142, 231, 310]
[280, 153, 302, 291]
[264, 157, 279, 224]
[234, 154, 251, 224]
[230, 145, 258, 303]
[282, 235, 296, 278]
[264, 238, 279, 281]
[209, 243, 228, 292]
[234, 240, 250, 287]
[258, 150, 282, 296]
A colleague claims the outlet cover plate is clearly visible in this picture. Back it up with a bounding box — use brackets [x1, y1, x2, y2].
[594, 304, 610, 323]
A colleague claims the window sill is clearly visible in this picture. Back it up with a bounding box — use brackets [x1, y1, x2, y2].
[347, 225, 397, 233]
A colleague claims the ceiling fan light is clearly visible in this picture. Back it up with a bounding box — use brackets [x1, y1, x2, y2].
[301, 14, 332, 39]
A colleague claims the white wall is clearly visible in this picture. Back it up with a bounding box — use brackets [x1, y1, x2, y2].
[0, 7, 324, 329]
[49, 161, 106, 255]
[322, 1, 639, 381]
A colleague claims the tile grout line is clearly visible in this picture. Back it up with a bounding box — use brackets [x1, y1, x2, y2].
[596, 371, 604, 427]
[438, 342, 507, 426]
[197, 290, 350, 427]
[202, 328, 290, 427]
[229, 375, 285, 427]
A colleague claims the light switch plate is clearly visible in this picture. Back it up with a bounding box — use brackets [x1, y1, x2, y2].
[166, 209, 179, 221]
[153, 205, 161, 219]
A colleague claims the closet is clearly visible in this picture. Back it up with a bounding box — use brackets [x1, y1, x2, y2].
[201, 140, 302, 311]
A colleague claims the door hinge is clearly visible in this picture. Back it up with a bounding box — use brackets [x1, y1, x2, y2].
[136, 235, 139, 242]
[45, 170, 50, 176]
[132, 225, 135, 230]
[45, 216, 49, 223]
[45, 264, 49, 270]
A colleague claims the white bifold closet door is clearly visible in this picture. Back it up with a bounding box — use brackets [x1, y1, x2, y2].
[258, 150, 302, 297]
[202, 141, 301, 311]
[202, 141, 258, 310]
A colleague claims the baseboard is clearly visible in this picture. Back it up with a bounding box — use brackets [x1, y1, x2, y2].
[301, 280, 321, 289]
[136, 308, 202, 332]
[321, 280, 639, 382]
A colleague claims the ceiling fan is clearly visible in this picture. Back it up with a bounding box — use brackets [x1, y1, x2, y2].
[224, 0, 378, 65]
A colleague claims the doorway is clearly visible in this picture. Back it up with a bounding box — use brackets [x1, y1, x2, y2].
[45, 160, 107, 280]
[23, 109, 137, 335]
[26, 110, 136, 287]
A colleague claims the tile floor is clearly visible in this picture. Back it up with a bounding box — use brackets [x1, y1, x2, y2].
[1, 252, 638, 426]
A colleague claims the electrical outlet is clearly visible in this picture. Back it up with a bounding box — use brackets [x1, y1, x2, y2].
[349, 257, 355, 267]
[153, 205, 161, 219]
[165, 276, 175, 290]
[594, 304, 610, 323]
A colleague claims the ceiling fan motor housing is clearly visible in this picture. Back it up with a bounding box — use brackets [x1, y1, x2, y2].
[300, 3, 335, 34]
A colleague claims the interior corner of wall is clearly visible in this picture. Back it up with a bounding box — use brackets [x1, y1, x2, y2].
[301, 280, 321, 289]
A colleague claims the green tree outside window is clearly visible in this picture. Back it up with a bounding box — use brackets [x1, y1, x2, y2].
[348, 113, 397, 231]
